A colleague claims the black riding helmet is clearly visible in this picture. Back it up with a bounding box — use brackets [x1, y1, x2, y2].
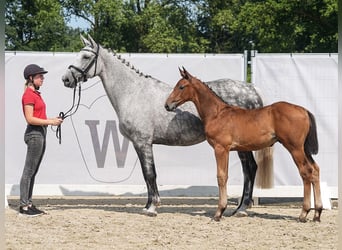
[23, 64, 48, 80]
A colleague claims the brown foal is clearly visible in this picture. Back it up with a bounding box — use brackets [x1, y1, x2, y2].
[165, 68, 322, 222]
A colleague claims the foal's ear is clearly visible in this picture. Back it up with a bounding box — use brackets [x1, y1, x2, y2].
[180, 67, 193, 80]
[179, 67, 186, 78]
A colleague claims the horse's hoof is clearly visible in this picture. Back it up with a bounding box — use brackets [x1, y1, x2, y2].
[234, 211, 248, 217]
[142, 208, 157, 217]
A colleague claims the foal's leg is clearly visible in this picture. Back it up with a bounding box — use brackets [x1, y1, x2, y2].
[134, 143, 160, 216]
[300, 178, 312, 222]
[311, 161, 323, 222]
[289, 149, 318, 222]
[213, 146, 229, 221]
[233, 151, 257, 217]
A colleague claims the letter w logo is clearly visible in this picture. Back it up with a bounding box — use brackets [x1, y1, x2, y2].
[85, 120, 129, 168]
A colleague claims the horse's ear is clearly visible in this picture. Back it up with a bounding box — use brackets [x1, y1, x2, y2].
[87, 35, 97, 48]
[80, 34, 88, 45]
[80, 34, 92, 47]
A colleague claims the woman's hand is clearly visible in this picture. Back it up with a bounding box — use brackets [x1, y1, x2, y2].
[49, 117, 63, 126]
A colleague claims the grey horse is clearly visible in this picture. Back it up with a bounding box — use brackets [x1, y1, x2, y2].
[62, 35, 273, 217]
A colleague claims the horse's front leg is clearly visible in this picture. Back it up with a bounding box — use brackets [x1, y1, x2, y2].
[134, 143, 160, 216]
[233, 151, 257, 217]
[213, 145, 229, 221]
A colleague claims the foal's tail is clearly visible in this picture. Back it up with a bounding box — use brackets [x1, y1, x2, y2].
[255, 147, 274, 189]
[304, 111, 319, 163]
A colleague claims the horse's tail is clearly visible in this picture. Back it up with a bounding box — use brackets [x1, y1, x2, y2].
[255, 146, 274, 189]
[304, 111, 319, 163]
[253, 87, 274, 189]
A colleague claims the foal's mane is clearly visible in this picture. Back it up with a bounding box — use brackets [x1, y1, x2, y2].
[194, 76, 230, 106]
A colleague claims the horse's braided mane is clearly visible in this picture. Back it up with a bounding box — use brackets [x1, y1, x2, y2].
[107, 48, 160, 80]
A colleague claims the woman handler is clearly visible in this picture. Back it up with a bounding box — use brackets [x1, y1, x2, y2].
[19, 64, 63, 216]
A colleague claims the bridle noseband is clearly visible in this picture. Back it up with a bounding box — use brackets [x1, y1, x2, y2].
[56, 44, 100, 144]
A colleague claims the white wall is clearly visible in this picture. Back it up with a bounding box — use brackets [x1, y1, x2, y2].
[5, 52, 337, 198]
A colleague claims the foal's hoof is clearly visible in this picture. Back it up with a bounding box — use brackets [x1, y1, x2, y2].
[313, 217, 321, 223]
[313, 209, 322, 222]
[234, 211, 248, 217]
[213, 216, 221, 222]
[298, 217, 307, 223]
[142, 208, 157, 217]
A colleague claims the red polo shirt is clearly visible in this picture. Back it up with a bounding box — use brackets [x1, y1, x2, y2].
[22, 87, 47, 120]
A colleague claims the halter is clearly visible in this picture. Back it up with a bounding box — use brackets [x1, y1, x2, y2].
[56, 44, 99, 144]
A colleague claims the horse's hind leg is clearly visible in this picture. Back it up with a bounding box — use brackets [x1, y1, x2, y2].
[134, 144, 160, 216]
[233, 151, 257, 217]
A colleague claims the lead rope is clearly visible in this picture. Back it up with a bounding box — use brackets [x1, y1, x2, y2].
[56, 84, 82, 144]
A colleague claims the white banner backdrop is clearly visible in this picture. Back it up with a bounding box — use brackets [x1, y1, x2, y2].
[252, 53, 338, 189]
[6, 52, 338, 198]
[5, 52, 247, 195]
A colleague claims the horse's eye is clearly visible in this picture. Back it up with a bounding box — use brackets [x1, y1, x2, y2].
[179, 85, 185, 90]
[83, 53, 91, 60]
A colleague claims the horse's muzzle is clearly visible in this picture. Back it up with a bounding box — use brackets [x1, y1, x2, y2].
[62, 74, 75, 88]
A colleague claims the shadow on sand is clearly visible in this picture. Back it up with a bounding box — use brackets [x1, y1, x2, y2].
[7, 196, 300, 221]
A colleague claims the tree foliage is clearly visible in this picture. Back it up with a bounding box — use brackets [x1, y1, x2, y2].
[5, 0, 337, 53]
[5, 0, 82, 51]
[232, 0, 338, 52]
